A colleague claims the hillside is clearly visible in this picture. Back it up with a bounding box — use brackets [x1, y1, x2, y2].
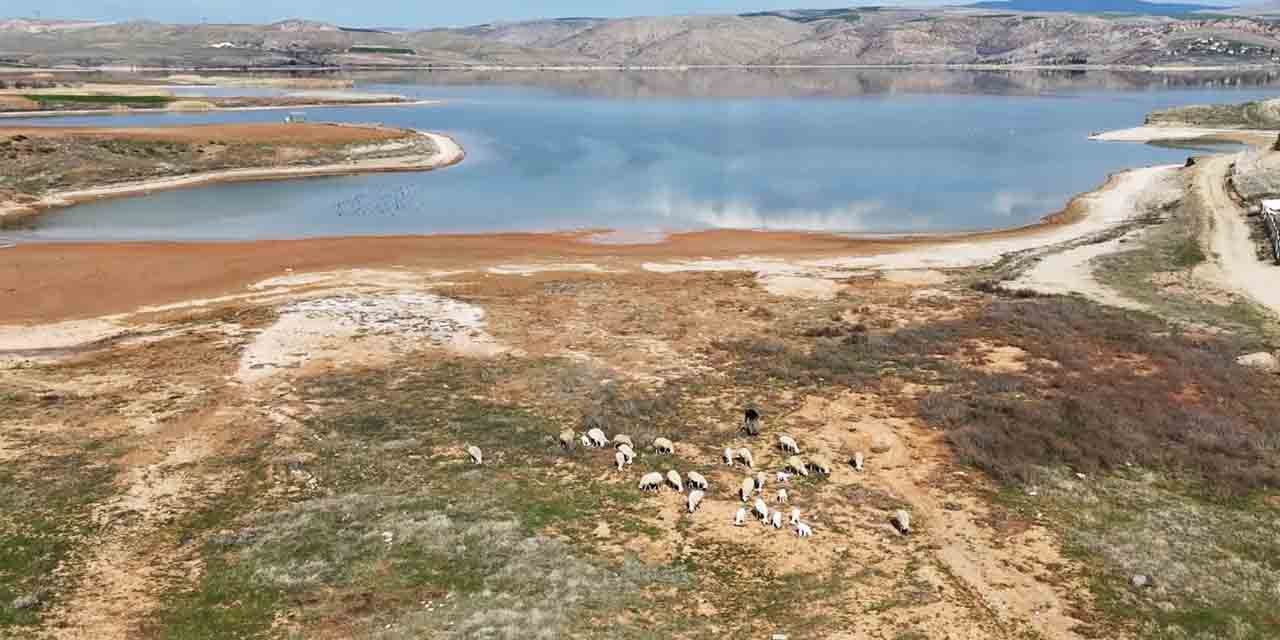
[968, 0, 1219, 16]
[3, 10, 1280, 67]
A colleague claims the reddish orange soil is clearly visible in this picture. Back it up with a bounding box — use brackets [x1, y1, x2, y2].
[0, 122, 412, 144]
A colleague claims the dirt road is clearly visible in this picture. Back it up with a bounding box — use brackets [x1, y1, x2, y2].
[1193, 154, 1280, 315]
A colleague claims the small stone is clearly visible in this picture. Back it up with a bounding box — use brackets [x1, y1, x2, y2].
[1236, 352, 1279, 373]
[1132, 574, 1149, 589]
[943, 501, 963, 511]
[12, 593, 42, 610]
[1075, 473, 1087, 480]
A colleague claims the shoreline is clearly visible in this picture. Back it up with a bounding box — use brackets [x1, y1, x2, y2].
[4, 63, 1279, 73]
[0, 130, 464, 225]
[1091, 124, 1279, 145]
[0, 98, 440, 120]
[0, 162, 1178, 324]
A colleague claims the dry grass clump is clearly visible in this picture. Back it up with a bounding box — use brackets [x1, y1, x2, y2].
[916, 299, 1280, 497]
[716, 297, 1280, 497]
[1005, 468, 1280, 640]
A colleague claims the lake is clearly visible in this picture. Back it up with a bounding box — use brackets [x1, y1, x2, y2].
[9, 69, 1280, 242]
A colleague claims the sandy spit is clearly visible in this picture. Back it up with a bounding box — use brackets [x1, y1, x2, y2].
[0, 130, 463, 223]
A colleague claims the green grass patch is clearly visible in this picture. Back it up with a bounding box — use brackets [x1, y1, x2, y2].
[0, 450, 115, 629]
[24, 93, 174, 106]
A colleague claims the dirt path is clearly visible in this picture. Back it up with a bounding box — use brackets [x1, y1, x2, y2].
[1008, 164, 1182, 308]
[1193, 154, 1280, 315]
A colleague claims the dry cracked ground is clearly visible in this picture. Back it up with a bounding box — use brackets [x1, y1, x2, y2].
[3, 251, 1280, 639]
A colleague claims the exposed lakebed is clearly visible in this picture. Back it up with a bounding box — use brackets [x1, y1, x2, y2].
[9, 69, 1280, 242]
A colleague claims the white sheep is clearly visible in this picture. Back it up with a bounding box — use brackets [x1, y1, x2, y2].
[754, 471, 766, 492]
[776, 489, 788, 503]
[808, 456, 832, 477]
[734, 507, 747, 526]
[653, 437, 675, 454]
[615, 451, 627, 471]
[893, 509, 912, 535]
[753, 498, 769, 522]
[796, 521, 813, 537]
[612, 434, 634, 449]
[617, 443, 635, 464]
[723, 447, 735, 465]
[853, 451, 865, 472]
[740, 477, 756, 502]
[789, 507, 801, 525]
[771, 510, 783, 529]
[687, 489, 705, 513]
[776, 471, 792, 483]
[666, 470, 684, 492]
[558, 429, 575, 450]
[778, 434, 801, 454]
[687, 471, 708, 491]
[785, 456, 809, 477]
[638, 471, 663, 492]
[737, 447, 754, 469]
[580, 433, 592, 448]
[465, 444, 482, 465]
[587, 428, 609, 448]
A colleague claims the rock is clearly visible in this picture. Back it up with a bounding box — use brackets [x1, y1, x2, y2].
[1236, 352, 1279, 373]
[870, 437, 892, 454]
[943, 501, 963, 511]
[11, 592, 42, 610]
[1132, 574, 1149, 589]
[892, 509, 912, 535]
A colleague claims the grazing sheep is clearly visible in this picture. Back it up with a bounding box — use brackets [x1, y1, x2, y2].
[771, 510, 783, 529]
[740, 477, 756, 502]
[737, 447, 754, 469]
[580, 433, 592, 448]
[612, 434, 634, 449]
[892, 510, 912, 535]
[617, 443, 635, 464]
[776, 489, 788, 503]
[776, 471, 793, 483]
[743, 408, 762, 436]
[796, 521, 813, 537]
[666, 470, 684, 492]
[558, 429, 575, 450]
[808, 456, 832, 477]
[734, 507, 747, 526]
[753, 498, 770, 522]
[754, 471, 766, 492]
[723, 447, 735, 465]
[778, 434, 801, 455]
[639, 472, 663, 492]
[687, 471, 708, 491]
[587, 428, 609, 448]
[688, 489, 705, 513]
[789, 507, 801, 525]
[615, 451, 627, 471]
[653, 437, 675, 454]
[465, 444, 482, 465]
[853, 451, 865, 472]
[785, 456, 809, 477]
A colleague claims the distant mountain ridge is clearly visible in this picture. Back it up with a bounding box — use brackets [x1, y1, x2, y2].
[2, 7, 1280, 68]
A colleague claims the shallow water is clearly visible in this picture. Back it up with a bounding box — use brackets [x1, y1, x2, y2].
[10, 69, 1280, 242]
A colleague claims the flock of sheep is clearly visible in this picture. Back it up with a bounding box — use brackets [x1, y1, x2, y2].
[465, 408, 913, 538]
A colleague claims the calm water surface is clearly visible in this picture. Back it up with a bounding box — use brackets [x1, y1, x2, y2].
[9, 70, 1280, 242]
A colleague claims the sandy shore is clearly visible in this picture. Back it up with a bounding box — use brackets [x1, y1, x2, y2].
[0, 130, 463, 224]
[1091, 125, 1279, 145]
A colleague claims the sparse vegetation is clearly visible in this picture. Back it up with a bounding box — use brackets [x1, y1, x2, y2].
[23, 93, 174, 108]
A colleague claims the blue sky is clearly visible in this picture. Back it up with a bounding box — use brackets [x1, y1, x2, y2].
[1, 0, 1233, 27]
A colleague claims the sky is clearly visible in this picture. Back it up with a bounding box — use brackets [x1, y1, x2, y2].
[1, 0, 1235, 27]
